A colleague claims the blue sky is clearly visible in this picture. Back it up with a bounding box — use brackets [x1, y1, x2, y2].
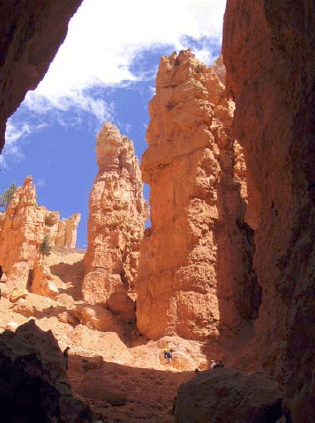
[0, 0, 225, 248]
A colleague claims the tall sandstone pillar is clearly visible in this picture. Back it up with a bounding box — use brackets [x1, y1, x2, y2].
[82, 123, 148, 306]
[136, 50, 261, 340]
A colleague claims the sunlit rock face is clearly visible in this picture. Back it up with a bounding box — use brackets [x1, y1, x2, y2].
[0, 0, 83, 152]
[223, 0, 315, 420]
[136, 50, 261, 341]
[82, 123, 148, 311]
[0, 176, 80, 292]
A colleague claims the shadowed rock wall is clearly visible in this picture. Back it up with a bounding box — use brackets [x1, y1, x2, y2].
[223, 0, 315, 421]
[0, 0, 83, 152]
[0, 320, 91, 422]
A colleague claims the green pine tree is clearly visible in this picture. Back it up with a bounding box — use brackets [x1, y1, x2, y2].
[0, 183, 17, 209]
[39, 235, 52, 256]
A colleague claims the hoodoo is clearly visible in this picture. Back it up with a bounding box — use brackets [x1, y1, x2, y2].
[136, 50, 261, 340]
[0, 176, 80, 292]
[82, 123, 148, 311]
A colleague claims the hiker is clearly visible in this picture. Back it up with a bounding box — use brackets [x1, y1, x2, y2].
[210, 359, 217, 369]
[63, 347, 70, 370]
[171, 395, 178, 415]
[211, 359, 224, 369]
[164, 347, 173, 364]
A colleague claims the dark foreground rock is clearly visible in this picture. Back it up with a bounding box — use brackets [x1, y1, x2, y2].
[175, 367, 289, 423]
[0, 319, 92, 423]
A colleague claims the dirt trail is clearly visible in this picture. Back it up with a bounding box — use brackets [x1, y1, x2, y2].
[68, 355, 194, 422]
[0, 248, 221, 421]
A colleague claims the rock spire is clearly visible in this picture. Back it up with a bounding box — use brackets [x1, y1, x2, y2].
[82, 123, 148, 311]
[136, 50, 261, 340]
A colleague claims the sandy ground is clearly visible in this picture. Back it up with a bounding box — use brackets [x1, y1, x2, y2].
[0, 248, 224, 421]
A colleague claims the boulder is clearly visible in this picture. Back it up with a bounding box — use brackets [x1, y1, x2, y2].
[12, 299, 36, 317]
[107, 291, 136, 322]
[175, 368, 285, 422]
[75, 304, 120, 332]
[0, 319, 91, 422]
[10, 288, 28, 303]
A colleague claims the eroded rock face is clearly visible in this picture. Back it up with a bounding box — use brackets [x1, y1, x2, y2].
[0, 0, 83, 152]
[82, 123, 148, 310]
[223, 0, 315, 420]
[55, 213, 81, 248]
[136, 50, 261, 340]
[31, 255, 59, 299]
[0, 176, 80, 292]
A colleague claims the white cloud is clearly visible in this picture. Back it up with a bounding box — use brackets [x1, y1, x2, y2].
[6, 0, 225, 154]
[1, 121, 48, 166]
[32, 0, 225, 99]
[36, 178, 46, 188]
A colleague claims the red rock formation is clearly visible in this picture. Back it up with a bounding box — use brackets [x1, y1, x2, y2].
[136, 50, 261, 340]
[0, 0, 83, 152]
[223, 0, 315, 420]
[0, 176, 80, 293]
[55, 213, 81, 248]
[31, 255, 59, 299]
[82, 123, 148, 314]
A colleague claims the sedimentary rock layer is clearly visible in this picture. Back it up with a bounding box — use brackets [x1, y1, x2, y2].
[82, 123, 148, 307]
[223, 0, 315, 420]
[136, 50, 261, 340]
[0, 176, 80, 290]
[0, 0, 83, 152]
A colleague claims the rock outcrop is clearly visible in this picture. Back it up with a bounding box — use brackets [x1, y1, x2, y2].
[0, 176, 80, 293]
[175, 367, 287, 423]
[0, 0, 83, 152]
[223, 0, 315, 420]
[82, 123, 148, 315]
[0, 319, 91, 422]
[55, 213, 81, 248]
[136, 50, 261, 340]
[31, 255, 59, 299]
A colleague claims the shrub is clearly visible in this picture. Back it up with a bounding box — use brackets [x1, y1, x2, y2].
[39, 235, 52, 256]
[0, 183, 17, 209]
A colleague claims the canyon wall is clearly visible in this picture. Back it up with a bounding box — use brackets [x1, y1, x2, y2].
[0, 176, 80, 290]
[136, 50, 261, 341]
[0, 0, 83, 152]
[82, 123, 148, 310]
[223, 0, 315, 420]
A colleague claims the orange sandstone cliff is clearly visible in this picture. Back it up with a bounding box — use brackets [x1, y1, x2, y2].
[0, 176, 80, 293]
[223, 0, 315, 420]
[136, 50, 262, 341]
[82, 123, 148, 314]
